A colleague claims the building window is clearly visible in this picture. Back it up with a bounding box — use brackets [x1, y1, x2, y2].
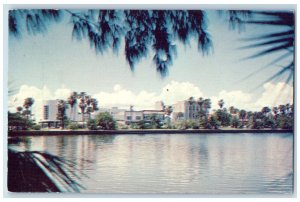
[136, 116, 141, 120]
[127, 116, 132, 120]
[43, 105, 49, 120]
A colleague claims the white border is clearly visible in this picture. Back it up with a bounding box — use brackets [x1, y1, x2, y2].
[1, 1, 299, 201]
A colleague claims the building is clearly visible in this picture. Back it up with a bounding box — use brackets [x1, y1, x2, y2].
[124, 109, 165, 125]
[39, 100, 60, 128]
[154, 101, 164, 111]
[39, 100, 82, 128]
[98, 107, 126, 121]
[172, 100, 203, 121]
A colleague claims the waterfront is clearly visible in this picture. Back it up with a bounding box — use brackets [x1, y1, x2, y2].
[9, 133, 293, 194]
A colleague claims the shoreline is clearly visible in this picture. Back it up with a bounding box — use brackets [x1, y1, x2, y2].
[8, 129, 293, 137]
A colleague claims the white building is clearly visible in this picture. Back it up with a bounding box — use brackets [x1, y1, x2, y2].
[172, 100, 202, 121]
[154, 101, 164, 111]
[124, 110, 165, 125]
[40, 100, 84, 127]
[98, 107, 126, 121]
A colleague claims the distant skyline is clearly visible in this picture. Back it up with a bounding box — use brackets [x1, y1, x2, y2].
[8, 9, 294, 121]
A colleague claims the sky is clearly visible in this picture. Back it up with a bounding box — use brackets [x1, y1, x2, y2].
[8, 10, 294, 121]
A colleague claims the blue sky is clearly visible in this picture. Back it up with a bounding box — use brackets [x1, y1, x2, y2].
[8, 10, 294, 121]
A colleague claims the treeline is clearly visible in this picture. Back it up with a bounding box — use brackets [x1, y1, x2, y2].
[174, 98, 294, 130]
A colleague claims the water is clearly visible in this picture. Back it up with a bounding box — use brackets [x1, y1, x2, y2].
[10, 133, 293, 194]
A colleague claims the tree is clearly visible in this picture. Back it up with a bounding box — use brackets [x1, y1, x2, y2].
[16, 106, 23, 115]
[208, 115, 220, 129]
[239, 109, 247, 127]
[95, 112, 117, 130]
[78, 97, 87, 123]
[176, 112, 184, 120]
[218, 99, 224, 109]
[279, 104, 287, 115]
[23, 97, 34, 120]
[272, 106, 279, 119]
[8, 111, 33, 130]
[261, 106, 271, 116]
[9, 10, 212, 77]
[231, 116, 240, 128]
[67, 91, 78, 121]
[197, 97, 204, 113]
[215, 109, 232, 127]
[56, 99, 68, 129]
[9, 9, 294, 82]
[203, 98, 211, 115]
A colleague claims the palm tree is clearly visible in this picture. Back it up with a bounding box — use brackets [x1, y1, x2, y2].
[218, 99, 224, 109]
[86, 106, 93, 120]
[197, 97, 204, 110]
[279, 104, 287, 115]
[203, 98, 211, 115]
[164, 106, 173, 116]
[261, 106, 271, 117]
[90, 98, 99, 112]
[67, 91, 78, 121]
[272, 106, 279, 117]
[56, 99, 68, 129]
[286, 103, 291, 114]
[229, 106, 235, 115]
[187, 97, 196, 119]
[239, 109, 247, 127]
[23, 97, 34, 120]
[16, 106, 23, 115]
[78, 97, 87, 123]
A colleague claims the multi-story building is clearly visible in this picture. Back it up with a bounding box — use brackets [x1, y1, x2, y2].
[39, 100, 82, 128]
[172, 100, 202, 121]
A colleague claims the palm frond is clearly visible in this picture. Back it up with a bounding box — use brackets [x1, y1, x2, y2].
[8, 148, 85, 192]
[238, 11, 294, 84]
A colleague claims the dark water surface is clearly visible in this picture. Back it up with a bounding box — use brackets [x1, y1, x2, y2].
[11, 133, 293, 194]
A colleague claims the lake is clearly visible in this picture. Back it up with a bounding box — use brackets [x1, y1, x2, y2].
[10, 133, 294, 195]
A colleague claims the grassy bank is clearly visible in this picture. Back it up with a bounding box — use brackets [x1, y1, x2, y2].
[8, 129, 293, 137]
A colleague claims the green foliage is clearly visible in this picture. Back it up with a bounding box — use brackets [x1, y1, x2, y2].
[207, 115, 220, 129]
[31, 124, 41, 130]
[95, 112, 117, 130]
[231, 116, 240, 128]
[199, 116, 210, 129]
[263, 116, 276, 129]
[277, 115, 293, 130]
[252, 119, 264, 129]
[68, 123, 80, 130]
[148, 114, 163, 129]
[8, 112, 33, 130]
[56, 99, 69, 129]
[86, 119, 97, 130]
[215, 109, 232, 127]
[186, 120, 200, 129]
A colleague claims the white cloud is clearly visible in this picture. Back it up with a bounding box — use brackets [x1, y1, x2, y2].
[8, 81, 293, 122]
[159, 80, 204, 105]
[9, 85, 71, 122]
[254, 82, 293, 109]
[211, 90, 253, 110]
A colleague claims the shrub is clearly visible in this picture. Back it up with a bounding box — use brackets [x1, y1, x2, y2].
[87, 119, 97, 130]
[95, 112, 117, 130]
[67, 123, 79, 130]
[31, 125, 41, 130]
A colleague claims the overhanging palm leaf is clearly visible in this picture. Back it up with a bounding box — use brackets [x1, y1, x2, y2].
[239, 11, 294, 84]
[8, 148, 85, 192]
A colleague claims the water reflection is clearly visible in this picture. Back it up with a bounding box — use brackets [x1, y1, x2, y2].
[11, 133, 293, 194]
